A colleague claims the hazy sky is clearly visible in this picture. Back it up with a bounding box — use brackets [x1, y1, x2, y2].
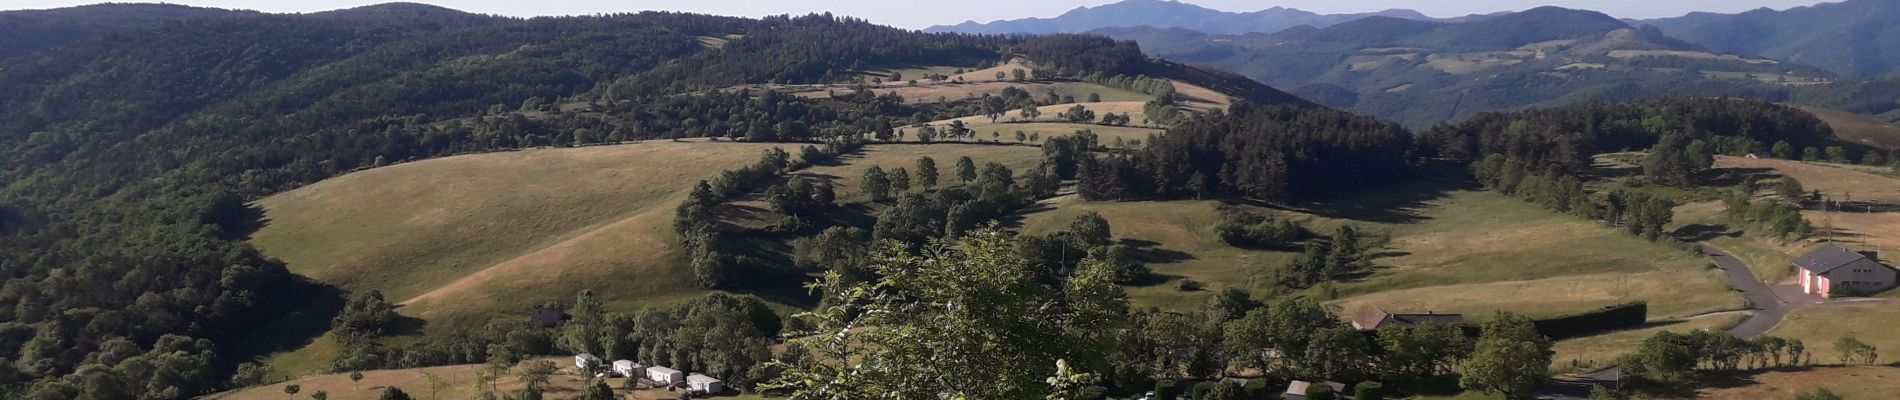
[4, 0, 1843, 28]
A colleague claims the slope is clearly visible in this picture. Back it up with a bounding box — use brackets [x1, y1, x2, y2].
[1645, 0, 1900, 77]
[924, 0, 1440, 35]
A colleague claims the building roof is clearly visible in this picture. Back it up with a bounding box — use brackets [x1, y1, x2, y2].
[1283, 380, 1345, 396]
[647, 366, 681, 375]
[687, 374, 721, 384]
[612, 360, 636, 367]
[575, 353, 600, 361]
[1795, 243, 1878, 274]
[1352, 307, 1466, 330]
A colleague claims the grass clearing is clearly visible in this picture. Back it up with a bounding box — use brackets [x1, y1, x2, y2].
[1765, 303, 1900, 364]
[1021, 176, 1739, 320]
[1695, 366, 1900, 399]
[1715, 156, 1900, 203]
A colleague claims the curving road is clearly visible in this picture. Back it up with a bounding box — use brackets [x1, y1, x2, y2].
[1700, 245, 1791, 339]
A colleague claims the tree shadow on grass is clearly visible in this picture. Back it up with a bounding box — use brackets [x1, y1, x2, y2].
[1673, 223, 1741, 242]
[221, 278, 347, 366]
[1118, 238, 1196, 264]
[1273, 171, 1470, 225]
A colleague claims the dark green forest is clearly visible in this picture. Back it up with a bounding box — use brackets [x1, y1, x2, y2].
[0, 5, 1314, 397]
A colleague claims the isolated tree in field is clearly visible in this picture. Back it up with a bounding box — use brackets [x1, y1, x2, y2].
[350, 371, 364, 390]
[1016, 131, 1028, 143]
[378, 387, 414, 400]
[1772, 140, 1794, 158]
[956, 156, 978, 184]
[996, 71, 1007, 80]
[1461, 313, 1552, 399]
[915, 157, 939, 189]
[890, 167, 912, 193]
[312, 391, 328, 400]
[1068, 212, 1113, 248]
[1835, 336, 1878, 365]
[1061, 105, 1097, 123]
[890, 71, 902, 81]
[1012, 68, 1027, 81]
[518, 360, 559, 392]
[1087, 93, 1101, 102]
[863, 166, 892, 202]
[1021, 104, 1042, 121]
[285, 384, 300, 399]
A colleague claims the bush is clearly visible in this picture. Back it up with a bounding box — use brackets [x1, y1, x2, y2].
[1354, 381, 1384, 400]
[1242, 380, 1269, 400]
[1305, 383, 1335, 400]
[1154, 379, 1181, 400]
[1191, 381, 1216, 400]
[1078, 386, 1108, 400]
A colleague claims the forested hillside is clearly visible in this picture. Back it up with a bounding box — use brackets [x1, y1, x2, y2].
[0, 5, 1310, 398]
[1642, 0, 1900, 78]
[1093, 6, 1841, 127]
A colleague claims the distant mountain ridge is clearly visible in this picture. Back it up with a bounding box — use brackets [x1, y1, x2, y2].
[0, 3, 254, 59]
[1093, 6, 1839, 127]
[923, 0, 1477, 35]
[1635, 0, 1900, 77]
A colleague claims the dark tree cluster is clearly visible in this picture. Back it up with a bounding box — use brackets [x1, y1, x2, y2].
[1213, 208, 1307, 250]
[1420, 98, 1840, 175]
[1470, 154, 1677, 242]
[1619, 330, 1809, 386]
[1080, 104, 1415, 201]
[677, 143, 859, 289]
[1721, 185, 1813, 240]
[1014, 212, 1150, 284]
[1272, 225, 1378, 289]
[331, 290, 399, 346]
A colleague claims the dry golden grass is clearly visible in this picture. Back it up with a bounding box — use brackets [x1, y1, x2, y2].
[1168, 79, 1232, 111]
[250, 141, 788, 373]
[1766, 303, 1900, 364]
[1017, 196, 1292, 311]
[1796, 105, 1900, 150]
[1332, 269, 1737, 322]
[1549, 314, 1743, 372]
[815, 81, 1152, 105]
[206, 357, 768, 400]
[1020, 183, 1736, 319]
[1715, 156, 1900, 203]
[1696, 366, 1900, 399]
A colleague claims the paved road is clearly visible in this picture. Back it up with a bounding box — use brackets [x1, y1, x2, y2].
[1700, 245, 1789, 339]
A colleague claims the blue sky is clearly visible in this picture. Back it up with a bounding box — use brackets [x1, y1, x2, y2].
[5, 0, 1841, 28]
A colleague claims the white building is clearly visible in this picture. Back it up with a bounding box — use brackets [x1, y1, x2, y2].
[646, 366, 684, 385]
[687, 373, 724, 394]
[574, 354, 602, 371]
[612, 360, 641, 377]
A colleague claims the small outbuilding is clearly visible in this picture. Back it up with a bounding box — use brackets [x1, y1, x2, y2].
[687, 373, 724, 394]
[531, 305, 570, 327]
[1795, 243, 1897, 298]
[574, 353, 603, 371]
[1351, 307, 1466, 330]
[1283, 380, 1347, 400]
[612, 360, 641, 377]
[646, 366, 685, 386]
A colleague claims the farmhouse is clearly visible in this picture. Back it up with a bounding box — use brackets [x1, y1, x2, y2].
[1351, 307, 1466, 330]
[687, 373, 724, 394]
[612, 360, 641, 377]
[646, 365, 685, 386]
[1795, 243, 1897, 298]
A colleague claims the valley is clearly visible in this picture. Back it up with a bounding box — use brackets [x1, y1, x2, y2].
[4, 1, 1900, 400]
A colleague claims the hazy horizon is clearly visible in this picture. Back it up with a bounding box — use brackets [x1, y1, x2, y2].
[1, 0, 1845, 29]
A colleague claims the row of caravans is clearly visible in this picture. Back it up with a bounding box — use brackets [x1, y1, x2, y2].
[575, 354, 724, 395]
